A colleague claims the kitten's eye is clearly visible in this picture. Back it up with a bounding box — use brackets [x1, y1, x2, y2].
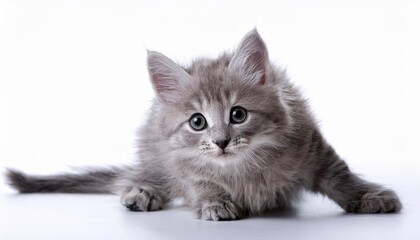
[230, 106, 247, 124]
[189, 113, 207, 131]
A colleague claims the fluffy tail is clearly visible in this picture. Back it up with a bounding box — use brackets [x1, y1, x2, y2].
[5, 167, 125, 194]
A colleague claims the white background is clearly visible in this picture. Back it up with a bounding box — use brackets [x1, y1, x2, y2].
[1, 1, 419, 239]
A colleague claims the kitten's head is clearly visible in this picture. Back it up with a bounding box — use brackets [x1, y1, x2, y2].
[147, 30, 291, 167]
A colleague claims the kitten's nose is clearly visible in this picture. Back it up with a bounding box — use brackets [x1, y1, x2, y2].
[213, 138, 231, 150]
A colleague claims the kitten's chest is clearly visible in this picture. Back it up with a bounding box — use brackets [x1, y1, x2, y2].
[227, 174, 299, 214]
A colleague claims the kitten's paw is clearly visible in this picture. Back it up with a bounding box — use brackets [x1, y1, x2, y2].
[120, 186, 163, 212]
[345, 190, 402, 213]
[193, 199, 243, 221]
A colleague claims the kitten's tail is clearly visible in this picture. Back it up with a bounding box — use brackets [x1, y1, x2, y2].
[5, 166, 126, 194]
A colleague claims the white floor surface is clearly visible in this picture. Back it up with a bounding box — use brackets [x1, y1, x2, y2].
[1, 172, 418, 240]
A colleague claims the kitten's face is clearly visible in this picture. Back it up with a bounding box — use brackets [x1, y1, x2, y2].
[147, 30, 289, 166]
[169, 63, 287, 164]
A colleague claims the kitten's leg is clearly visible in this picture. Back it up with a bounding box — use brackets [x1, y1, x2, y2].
[310, 131, 402, 213]
[118, 169, 169, 212]
[187, 181, 244, 221]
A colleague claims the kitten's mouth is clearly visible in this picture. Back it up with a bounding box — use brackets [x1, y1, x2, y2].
[216, 150, 233, 158]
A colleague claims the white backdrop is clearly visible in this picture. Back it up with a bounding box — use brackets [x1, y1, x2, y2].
[1, 0, 419, 194]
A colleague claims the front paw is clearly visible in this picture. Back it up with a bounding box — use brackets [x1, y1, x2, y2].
[345, 190, 402, 213]
[193, 199, 243, 221]
[120, 186, 164, 212]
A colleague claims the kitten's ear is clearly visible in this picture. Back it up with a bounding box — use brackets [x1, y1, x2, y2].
[147, 50, 191, 104]
[229, 29, 269, 85]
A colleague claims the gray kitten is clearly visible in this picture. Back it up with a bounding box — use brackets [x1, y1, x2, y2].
[6, 29, 401, 221]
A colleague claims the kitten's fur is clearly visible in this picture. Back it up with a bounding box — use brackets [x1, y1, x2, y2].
[6, 30, 401, 220]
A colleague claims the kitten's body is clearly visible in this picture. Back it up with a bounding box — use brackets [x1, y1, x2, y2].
[6, 30, 401, 220]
